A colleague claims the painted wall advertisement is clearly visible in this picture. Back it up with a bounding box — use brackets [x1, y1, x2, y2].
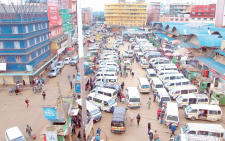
[43, 107, 57, 120]
[49, 26, 63, 39]
[45, 131, 58, 141]
[160, 0, 170, 14]
[47, 0, 60, 27]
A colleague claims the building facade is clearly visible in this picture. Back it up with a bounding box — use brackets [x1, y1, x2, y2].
[71, 0, 77, 29]
[0, 12, 51, 71]
[82, 7, 93, 26]
[147, 2, 160, 23]
[215, 0, 225, 28]
[169, 3, 191, 16]
[159, 15, 190, 22]
[104, 1, 147, 27]
[190, 4, 216, 23]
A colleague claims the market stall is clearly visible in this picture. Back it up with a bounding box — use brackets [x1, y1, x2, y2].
[195, 75, 212, 92]
[40, 125, 69, 141]
[211, 86, 225, 106]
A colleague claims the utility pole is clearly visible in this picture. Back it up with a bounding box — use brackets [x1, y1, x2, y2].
[77, 0, 87, 140]
[57, 82, 72, 141]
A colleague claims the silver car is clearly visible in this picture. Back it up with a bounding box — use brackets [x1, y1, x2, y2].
[56, 61, 64, 69]
[48, 68, 60, 77]
[70, 56, 79, 66]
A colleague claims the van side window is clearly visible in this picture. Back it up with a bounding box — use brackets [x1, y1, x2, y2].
[113, 91, 117, 96]
[104, 101, 108, 106]
[198, 98, 205, 102]
[209, 110, 217, 115]
[89, 96, 92, 100]
[104, 92, 111, 97]
[187, 131, 196, 134]
[177, 76, 183, 79]
[182, 82, 188, 85]
[190, 109, 197, 113]
[176, 82, 181, 86]
[175, 91, 180, 94]
[181, 90, 188, 94]
[98, 91, 103, 94]
[165, 77, 169, 80]
[182, 99, 188, 102]
[170, 76, 175, 80]
[210, 132, 221, 137]
[189, 89, 194, 93]
[218, 110, 221, 115]
[198, 131, 208, 135]
[194, 89, 198, 92]
[170, 83, 174, 86]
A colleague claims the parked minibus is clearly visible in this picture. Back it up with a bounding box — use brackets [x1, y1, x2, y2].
[171, 134, 220, 141]
[159, 74, 184, 84]
[94, 76, 118, 84]
[156, 88, 171, 104]
[111, 107, 127, 133]
[164, 79, 190, 91]
[138, 78, 150, 93]
[150, 78, 164, 93]
[125, 87, 141, 108]
[184, 104, 222, 121]
[165, 102, 179, 127]
[90, 87, 117, 100]
[157, 70, 179, 77]
[140, 59, 149, 69]
[169, 85, 198, 99]
[146, 69, 157, 81]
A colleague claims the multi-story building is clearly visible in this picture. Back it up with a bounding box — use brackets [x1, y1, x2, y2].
[82, 8, 93, 26]
[70, 0, 77, 30]
[147, 2, 160, 23]
[215, 0, 225, 28]
[190, 4, 216, 23]
[159, 15, 190, 22]
[169, 3, 191, 16]
[104, 0, 148, 27]
[0, 6, 51, 72]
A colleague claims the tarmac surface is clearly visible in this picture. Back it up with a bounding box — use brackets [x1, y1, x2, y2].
[0, 28, 225, 141]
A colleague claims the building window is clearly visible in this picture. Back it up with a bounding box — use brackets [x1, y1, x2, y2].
[210, 13, 214, 15]
[127, 21, 129, 23]
[180, 18, 183, 21]
[127, 17, 129, 19]
[199, 8, 202, 10]
[130, 21, 132, 23]
[45, 22, 48, 28]
[42, 35, 45, 41]
[12, 26, 18, 34]
[210, 18, 214, 20]
[0, 41, 3, 49]
[27, 40, 30, 47]
[25, 26, 28, 33]
[170, 18, 174, 21]
[185, 19, 189, 21]
[34, 38, 37, 44]
[29, 54, 32, 61]
[46, 34, 49, 39]
[41, 23, 43, 29]
[0, 26, 1, 34]
[211, 8, 215, 10]
[197, 18, 201, 20]
[192, 12, 195, 15]
[192, 18, 195, 20]
[47, 46, 49, 50]
[14, 41, 20, 49]
[0, 56, 6, 63]
[40, 36, 42, 42]
[198, 13, 201, 15]
[43, 47, 45, 52]
[33, 24, 36, 31]
[205, 8, 208, 10]
[38, 24, 41, 30]
[204, 12, 207, 15]
[16, 56, 22, 63]
[130, 17, 132, 19]
[36, 51, 38, 57]
[175, 18, 178, 21]
[41, 48, 43, 54]
[143, 17, 145, 19]
[204, 18, 207, 20]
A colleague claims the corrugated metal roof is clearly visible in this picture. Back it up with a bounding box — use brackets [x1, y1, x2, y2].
[209, 27, 225, 31]
[185, 42, 200, 49]
[155, 33, 175, 42]
[212, 31, 225, 40]
[215, 49, 225, 56]
[194, 34, 222, 47]
[194, 57, 225, 75]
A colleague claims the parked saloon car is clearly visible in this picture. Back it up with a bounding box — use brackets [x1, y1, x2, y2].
[87, 40, 95, 43]
[56, 61, 64, 69]
[64, 57, 71, 65]
[48, 67, 60, 77]
[70, 56, 79, 66]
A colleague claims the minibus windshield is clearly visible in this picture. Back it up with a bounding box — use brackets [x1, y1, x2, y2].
[167, 115, 178, 121]
[130, 98, 140, 102]
[141, 85, 149, 88]
[161, 97, 170, 101]
[111, 121, 124, 127]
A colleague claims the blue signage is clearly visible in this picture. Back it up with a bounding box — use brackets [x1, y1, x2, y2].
[75, 83, 81, 93]
[43, 107, 57, 120]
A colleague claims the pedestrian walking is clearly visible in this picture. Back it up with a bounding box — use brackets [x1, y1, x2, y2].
[126, 70, 128, 77]
[23, 80, 26, 87]
[148, 121, 151, 134]
[130, 69, 132, 75]
[96, 134, 100, 141]
[111, 106, 115, 113]
[170, 125, 177, 138]
[78, 116, 81, 128]
[166, 122, 172, 133]
[132, 70, 134, 78]
[77, 131, 81, 141]
[117, 91, 121, 102]
[70, 81, 73, 89]
[136, 113, 141, 126]
[26, 125, 32, 138]
[120, 70, 123, 77]
[72, 122, 76, 134]
[59, 68, 62, 75]
[149, 130, 153, 141]
[147, 98, 151, 109]
[96, 128, 101, 136]
[75, 64, 78, 70]
[129, 113, 134, 126]
[154, 130, 159, 141]
[209, 90, 213, 98]
[153, 93, 156, 102]
[121, 81, 124, 91]
[68, 74, 71, 81]
[157, 108, 161, 120]
[3, 78, 6, 87]
[159, 101, 163, 108]
[121, 94, 125, 104]
[73, 73, 76, 80]
[42, 91, 46, 100]
[130, 59, 132, 65]
[42, 77, 45, 85]
[30, 80, 32, 87]
[25, 99, 29, 108]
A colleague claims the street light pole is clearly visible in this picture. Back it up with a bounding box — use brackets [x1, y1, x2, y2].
[77, 0, 87, 140]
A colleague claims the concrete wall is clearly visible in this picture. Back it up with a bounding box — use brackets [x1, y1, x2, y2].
[0, 75, 30, 85]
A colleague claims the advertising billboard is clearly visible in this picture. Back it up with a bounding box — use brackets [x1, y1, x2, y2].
[43, 107, 57, 119]
[47, 0, 60, 27]
[160, 0, 170, 14]
[49, 26, 63, 39]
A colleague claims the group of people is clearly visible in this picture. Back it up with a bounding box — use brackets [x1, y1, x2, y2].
[129, 113, 141, 126]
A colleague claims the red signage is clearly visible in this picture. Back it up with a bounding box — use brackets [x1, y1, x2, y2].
[184, 53, 189, 57]
[47, 0, 60, 27]
[209, 68, 216, 74]
[185, 48, 189, 52]
[222, 75, 225, 80]
[199, 62, 204, 66]
[49, 26, 63, 39]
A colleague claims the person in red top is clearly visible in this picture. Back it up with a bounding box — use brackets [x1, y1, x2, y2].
[94, 57, 97, 64]
[157, 108, 161, 121]
[25, 99, 29, 108]
[93, 65, 96, 71]
[121, 94, 125, 104]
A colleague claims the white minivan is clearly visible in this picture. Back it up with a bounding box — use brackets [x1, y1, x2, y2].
[164, 79, 190, 91]
[150, 78, 164, 93]
[126, 87, 141, 108]
[165, 102, 179, 127]
[5, 126, 26, 141]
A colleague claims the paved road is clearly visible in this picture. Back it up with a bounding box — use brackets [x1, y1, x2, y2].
[1, 29, 225, 141]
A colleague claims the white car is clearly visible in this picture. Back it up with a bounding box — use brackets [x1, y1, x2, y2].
[56, 61, 64, 69]
[5, 126, 26, 141]
[64, 57, 71, 65]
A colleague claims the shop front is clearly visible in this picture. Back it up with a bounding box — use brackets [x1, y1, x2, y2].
[50, 34, 68, 58]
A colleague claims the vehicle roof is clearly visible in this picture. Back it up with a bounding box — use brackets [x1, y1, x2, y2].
[171, 85, 197, 91]
[156, 63, 175, 67]
[150, 57, 168, 61]
[180, 94, 208, 99]
[58, 61, 63, 63]
[112, 107, 126, 122]
[152, 78, 163, 84]
[167, 78, 190, 83]
[167, 102, 178, 114]
[93, 87, 116, 93]
[96, 76, 118, 79]
[146, 69, 156, 74]
[88, 93, 113, 101]
[160, 73, 184, 78]
[180, 134, 220, 141]
[76, 99, 99, 111]
[184, 123, 224, 131]
[136, 52, 143, 55]
[157, 88, 169, 96]
[6, 126, 23, 140]
[124, 60, 130, 63]
[96, 71, 116, 74]
[126, 87, 140, 98]
[138, 78, 149, 85]
[158, 66, 177, 69]
[65, 57, 70, 59]
[189, 104, 221, 110]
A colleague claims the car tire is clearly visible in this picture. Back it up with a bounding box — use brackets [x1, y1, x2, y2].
[191, 116, 196, 121]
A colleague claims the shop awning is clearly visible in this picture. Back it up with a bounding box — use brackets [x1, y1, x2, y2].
[194, 57, 225, 75]
[184, 42, 200, 49]
[215, 49, 225, 56]
[155, 33, 175, 42]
